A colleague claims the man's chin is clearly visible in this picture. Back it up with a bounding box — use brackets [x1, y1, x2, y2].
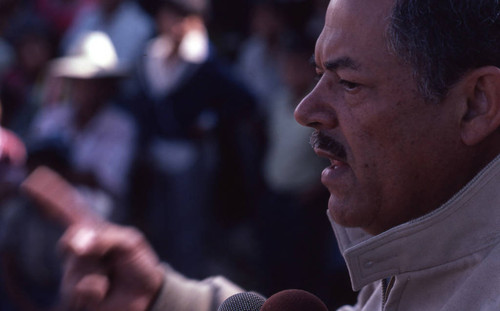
[327, 198, 376, 231]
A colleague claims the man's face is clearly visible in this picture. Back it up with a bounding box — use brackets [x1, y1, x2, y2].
[295, 0, 469, 234]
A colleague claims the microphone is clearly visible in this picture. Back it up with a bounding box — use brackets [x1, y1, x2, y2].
[217, 292, 266, 311]
[260, 289, 329, 311]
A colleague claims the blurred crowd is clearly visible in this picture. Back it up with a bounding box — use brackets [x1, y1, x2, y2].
[0, 0, 357, 310]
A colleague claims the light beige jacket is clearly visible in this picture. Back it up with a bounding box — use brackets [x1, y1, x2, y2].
[335, 154, 500, 310]
[152, 155, 500, 311]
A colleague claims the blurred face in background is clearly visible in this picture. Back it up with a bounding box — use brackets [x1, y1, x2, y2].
[69, 78, 115, 116]
[156, 5, 189, 44]
[17, 33, 52, 77]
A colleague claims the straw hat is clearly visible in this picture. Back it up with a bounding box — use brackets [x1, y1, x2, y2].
[50, 31, 129, 79]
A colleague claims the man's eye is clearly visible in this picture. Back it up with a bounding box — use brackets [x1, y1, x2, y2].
[339, 79, 360, 91]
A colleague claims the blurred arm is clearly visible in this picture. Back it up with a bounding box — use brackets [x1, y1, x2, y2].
[21, 166, 243, 311]
[150, 264, 243, 311]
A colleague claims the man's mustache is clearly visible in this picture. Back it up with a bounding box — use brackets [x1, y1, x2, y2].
[310, 130, 347, 161]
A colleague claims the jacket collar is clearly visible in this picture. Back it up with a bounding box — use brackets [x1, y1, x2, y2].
[331, 154, 500, 291]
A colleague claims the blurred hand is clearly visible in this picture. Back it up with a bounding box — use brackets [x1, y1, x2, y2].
[58, 224, 165, 311]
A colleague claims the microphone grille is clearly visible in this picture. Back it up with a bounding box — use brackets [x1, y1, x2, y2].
[217, 292, 266, 311]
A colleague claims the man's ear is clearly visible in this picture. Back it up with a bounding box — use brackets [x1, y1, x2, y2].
[461, 66, 500, 146]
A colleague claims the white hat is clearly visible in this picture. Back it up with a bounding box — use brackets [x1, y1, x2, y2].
[50, 31, 129, 79]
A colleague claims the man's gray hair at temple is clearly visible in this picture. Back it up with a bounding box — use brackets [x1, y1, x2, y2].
[388, 0, 500, 102]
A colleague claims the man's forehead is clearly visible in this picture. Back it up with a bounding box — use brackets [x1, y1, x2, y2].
[315, 0, 395, 68]
[325, 0, 394, 29]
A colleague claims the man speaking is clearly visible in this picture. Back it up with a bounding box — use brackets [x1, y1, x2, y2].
[49, 0, 500, 310]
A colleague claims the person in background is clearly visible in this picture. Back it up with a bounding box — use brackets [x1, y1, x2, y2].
[236, 0, 287, 117]
[0, 99, 45, 311]
[0, 18, 55, 138]
[127, 0, 263, 282]
[28, 31, 137, 221]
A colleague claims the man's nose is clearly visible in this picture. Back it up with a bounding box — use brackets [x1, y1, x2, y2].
[294, 85, 338, 130]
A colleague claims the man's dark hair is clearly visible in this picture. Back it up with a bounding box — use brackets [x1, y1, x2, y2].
[387, 0, 500, 102]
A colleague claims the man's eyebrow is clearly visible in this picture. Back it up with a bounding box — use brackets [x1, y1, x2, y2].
[310, 55, 360, 71]
[325, 57, 360, 71]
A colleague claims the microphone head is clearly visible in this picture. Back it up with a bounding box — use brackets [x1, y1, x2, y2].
[217, 292, 266, 311]
[260, 289, 328, 311]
